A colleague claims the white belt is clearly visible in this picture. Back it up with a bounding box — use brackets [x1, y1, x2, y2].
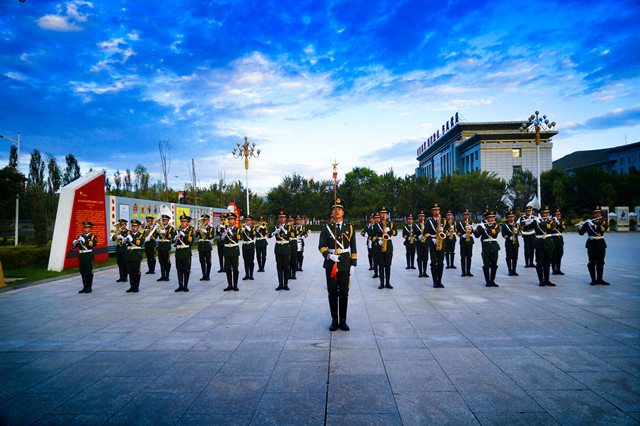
[588, 236, 604, 240]
[328, 248, 351, 254]
[551, 234, 562, 237]
[79, 250, 93, 254]
[257, 236, 267, 240]
[176, 244, 189, 249]
[128, 246, 143, 250]
[200, 239, 213, 244]
[243, 239, 255, 245]
[277, 239, 288, 245]
[522, 231, 535, 235]
[482, 238, 496, 242]
[225, 242, 239, 248]
[536, 235, 549, 239]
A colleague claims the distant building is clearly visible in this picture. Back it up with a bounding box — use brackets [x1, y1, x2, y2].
[415, 114, 558, 182]
[553, 141, 640, 175]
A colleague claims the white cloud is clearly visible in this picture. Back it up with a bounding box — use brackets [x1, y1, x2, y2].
[36, 1, 93, 32]
[37, 15, 81, 32]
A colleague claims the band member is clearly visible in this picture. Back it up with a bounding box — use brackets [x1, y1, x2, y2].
[269, 211, 292, 290]
[425, 204, 448, 288]
[215, 213, 228, 273]
[288, 215, 299, 280]
[578, 206, 609, 285]
[197, 214, 214, 281]
[295, 215, 309, 271]
[361, 213, 376, 271]
[474, 211, 501, 287]
[255, 216, 269, 272]
[124, 219, 144, 293]
[523, 206, 557, 287]
[373, 206, 397, 289]
[73, 221, 98, 293]
[519, 206, 536, 268]
[416, 210, 430, 278]
[174, 214, 195, 292]
[319, 198, 357, 331]
[551, 209, 566, 275]
[455, 209, 474, 277]
[155, 214, 176, 282]
[501, 211, 520, 276]
[241, 214, 256, 280]
[371, 212, 382, 278]
[220, 213, 242, 291]
[143, 215, 156, 274]
[444, 210, 457, 269]
[402, 214, 417, 269]
[112, 219, 129, 282]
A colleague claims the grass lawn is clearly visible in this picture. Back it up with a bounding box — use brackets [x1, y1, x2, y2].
[2, 256, 119, 287]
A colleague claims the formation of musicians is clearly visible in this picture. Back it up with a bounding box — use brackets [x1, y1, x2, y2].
[73, 203, 610, 294]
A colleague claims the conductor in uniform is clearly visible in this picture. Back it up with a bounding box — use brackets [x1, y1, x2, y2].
[197, 214, 214, 281]
[174, 214, 195, 292]
[124, 219, 144, 293]
[143, 215, 156, 274]
[318, 199, 357, 331]
[221, 212, 242, 291]
[578, 206, 609, 285]
[269, 211, 292, 291]
[73, 221, 98, 293]
[474, 211, 501, 287]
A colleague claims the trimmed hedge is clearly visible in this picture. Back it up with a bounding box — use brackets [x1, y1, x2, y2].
[0, 244, 51, 270]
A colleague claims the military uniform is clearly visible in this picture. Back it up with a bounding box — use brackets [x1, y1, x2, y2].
[124, 219, 145, 293]
[215, 213, 228, 273]
[518, 207, 536, 268]
[174, 214, 195, 292]
[361, 214, 376, 272]
[501, 211, 520, 276]
[319, 199, 357, 331]
[73, 221, 98, 294]
[474, 211, 501, 287]
[551, 209, 566, 275]
[522, 207, 557, 287]
[295, 216, 309, 271]
[372, 206, 397, 289]
[444, 211, 457, 269]
[287, 216, 299, 280]
[269, 211, 292, 290]
[425, 204, 448, 288]
[578, 206, 609, 285]
[197, 214, 215, 281]
[455, 210, 474, 277]
[111, 219, 129, 282]
[255, 217, 269, 272]
[241, 215, 256, 280]
[402, 214, 417, 269]
[219, 213, 242, 291]
[415, 211, 430, 278]
[155, 214, 176, 281]
[143, 216, 157, 274]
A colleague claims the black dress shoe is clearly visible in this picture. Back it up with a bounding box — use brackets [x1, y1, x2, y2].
[126, 288, 134, 293]
[145, 271, 155, 274]
[329, 320, 338, 331]
[385, 284, 393, 289]
[438, 283, 445, 288]
[116, 279, 125, 282]
[598, 280, 610, 285]
[183, 287, 189, 292]
[283, 285, 290, 291]
[275, 286, 283, 291]
[490, 283, 499, 287]
[175, 288, 183, 292]
[539, 282, 546, 286]
[242, 276, 249, 280]
[339, 321, 350, 331]
[156, 277, 164, 282]
[199, 277, 206, 281]
[378, 284, 384, 289]
[223, 286, 233, 291]
[545, 282, 556, 287]
[372, 274, 379, 278]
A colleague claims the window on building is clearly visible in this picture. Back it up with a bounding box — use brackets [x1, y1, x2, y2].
[630, 156, 635, 163]
[475, 151, 478, 160]
[512, 148, 521, 158]
[513, 165, 522, 173]
[621, 158, 626, 165]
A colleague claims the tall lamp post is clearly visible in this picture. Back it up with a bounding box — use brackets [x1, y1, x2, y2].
[0, 132, 20, 246]
[520, 112, 556, 208]
[232, 136, 261, 216]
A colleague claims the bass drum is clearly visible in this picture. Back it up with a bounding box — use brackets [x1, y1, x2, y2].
[297, 238, 304, 252]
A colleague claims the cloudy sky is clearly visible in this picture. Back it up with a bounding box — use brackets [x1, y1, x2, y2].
[1, 0, 639, 193]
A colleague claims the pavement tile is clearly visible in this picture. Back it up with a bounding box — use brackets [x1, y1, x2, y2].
[394, 391, 478, 425]
[217, 350, 280, 376]
[530, 345, 620, 373]
[327, 374, 397, 414]
[266, 361, 327, 393]
[252, 391, 326, 425]
[108, 350, 184, 377]
[330, 349, 385, 375]
[326, 413, 403, 425]
[0, 392, 71, 425]
[430, 347, 499, 374]
[146, 362, 222, 393]
[493, 357, 587, 390]
[106, 392, 197, 425]
[385, 359, 455, 392]
[571, 371, 640, 411]
[603, 356, 640, 378]
[474, 411, 559, 425]
[35, 414, 112, 425]
[187, 375, 269, 414]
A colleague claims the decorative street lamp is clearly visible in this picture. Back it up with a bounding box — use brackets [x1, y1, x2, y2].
[520, 112, 556, 208]
[0, 132, 20, 246]
[232, 136, 261, 216]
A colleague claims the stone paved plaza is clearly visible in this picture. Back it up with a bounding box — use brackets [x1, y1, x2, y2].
[1, 232, 639, 425]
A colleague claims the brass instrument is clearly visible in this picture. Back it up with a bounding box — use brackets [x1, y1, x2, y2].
[435, 216, 445, 251]
[409, 225, 415, 245]
[464, 220, 472, 242]
[381, 221, 390, 253]
[111, 221, 125, 246]
[511, 222, 518, 245]
[448, 221, 454, 240]
[155, 216, 170, 241]
[419, 221, 428, 243]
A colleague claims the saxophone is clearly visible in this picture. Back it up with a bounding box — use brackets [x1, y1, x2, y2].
[435, 216, 446, 251]
[381, 220, 390, 253]
[420, 221, 428, 243]
[409, 225, 415, 245]
[511, 222, 518, 245]
[464, 220, 471, 242]
[448, 221, 454, 240]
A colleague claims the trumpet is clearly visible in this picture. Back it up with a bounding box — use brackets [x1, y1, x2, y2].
[381, 221, 390, 253]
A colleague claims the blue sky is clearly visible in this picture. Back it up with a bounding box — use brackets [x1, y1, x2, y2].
[1, 0, 639, 193]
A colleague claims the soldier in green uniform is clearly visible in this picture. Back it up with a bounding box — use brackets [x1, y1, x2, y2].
[519, 206, 536, 268]
[143, 216, 157, 274]
[402, 214, 417, 269]
[523, 206, 557, 287]
[215, 213, 228, 273]
[474, 211, 501, 287]
[551, 209, 566, 275]
[425, 204, 448, 288]
[501, 211, 520, 276]
[197, 214, 214, 281]
[578, 206, 609, 285]
[124, 219, 144, 293]
[456, 209, 475, 277]
[112, 219, 129, 283]
[255, 216, 269, 272]
[269, 211, 292, 291]
[361, 213, 376, 272]
[73, 220, 98, 293]
[174, 214, 195, 292]
[155, 214, 176, 282]
[287, 215, 299, 280]
[444, 210, 457, 269]
[220, 212, 242, 291]
[318, 198, 357, 331]
[241, 214, 256, 280]
[372, 212, 382, 278]
[373, 206, 397, 289]
[295, 215, 309, 271]
[415, 210, 430, 278]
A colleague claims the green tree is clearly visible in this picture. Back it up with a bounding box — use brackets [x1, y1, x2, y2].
[0, 166, 24, 219]
[8, 145, 18, 169]
[103, 169, 111, 192]
[46, 155, 61, 195]
[506, 169, 536, 210]
[62, 154, 81, 185]
[134, 163, 150, 196]
[123, 169, 132, 194]
[113, 170, 121, 194]
[27, 149, 45, 190]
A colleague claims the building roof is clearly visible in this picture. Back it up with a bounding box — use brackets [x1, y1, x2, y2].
[553, 141, 640, 171]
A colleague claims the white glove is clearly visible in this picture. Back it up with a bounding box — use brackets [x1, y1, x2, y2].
[126, 234, 133, 242]
[378, 239, 383, 246]
[245, 225, 251, 231]
[145, 236, 152, 242]
[432, 238, 437, 244]
[72, 239, 78, 245]
[78, 236, 85, 243]
[179, 230, 185, 237]
[117, 235, 124, 240]
[385, 227, 390, 232]
[328, 254, 339, 262]
[158, 229, 166, 234]
[350, 265, 355, 275]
